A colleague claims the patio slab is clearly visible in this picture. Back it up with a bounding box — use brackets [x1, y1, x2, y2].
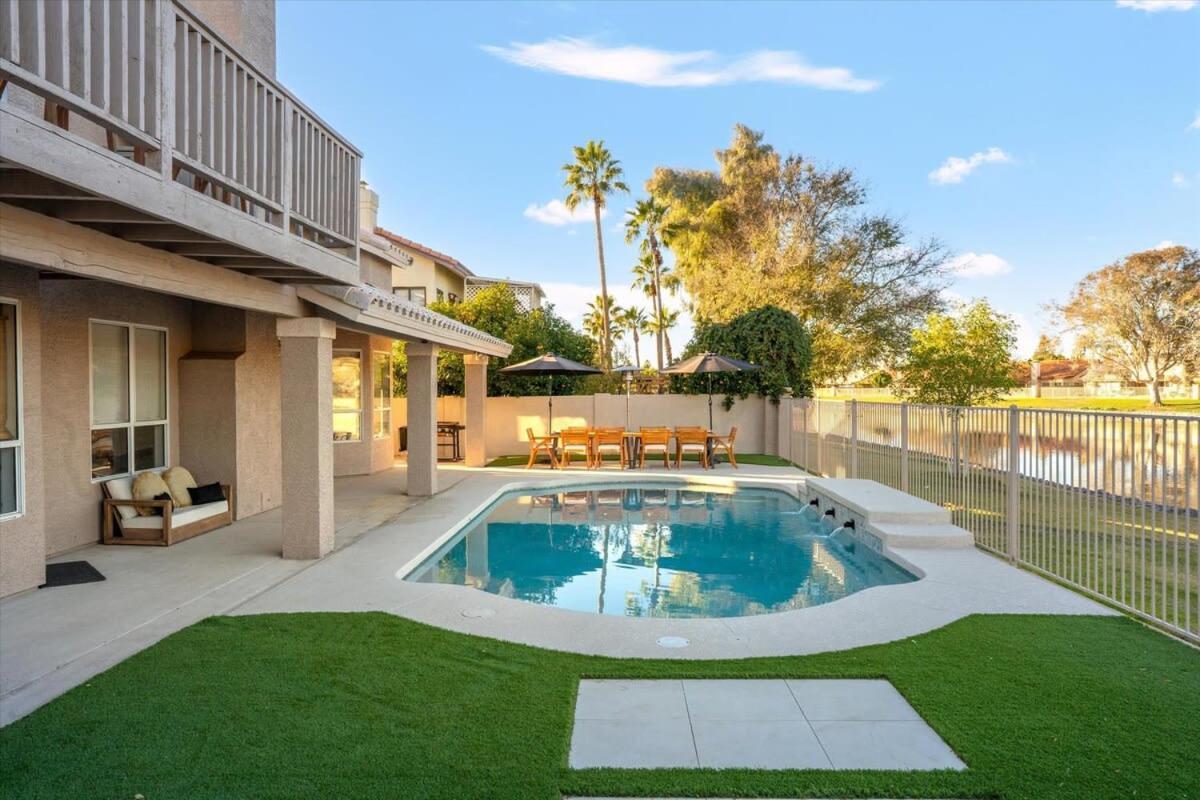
[569, 679, 966, 771]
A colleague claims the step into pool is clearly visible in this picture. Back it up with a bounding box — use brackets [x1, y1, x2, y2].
[404, 483, 916, 619]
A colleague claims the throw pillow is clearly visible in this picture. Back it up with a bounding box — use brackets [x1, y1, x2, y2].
[188, 482, 225, 505]
[162, 466, 197, 507]
[131, 472, 171, 517]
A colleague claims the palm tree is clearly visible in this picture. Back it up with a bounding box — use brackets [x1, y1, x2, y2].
[564, 141, 629, 370]
[647, 308, 680, 364]
[617, 306, 648, 368]
[625, 197, 673, 370]
[584, 295, 623, 367]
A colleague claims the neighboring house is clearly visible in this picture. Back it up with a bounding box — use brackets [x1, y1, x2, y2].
[0, 0, 509, 599]
[359, 184, 545, 311]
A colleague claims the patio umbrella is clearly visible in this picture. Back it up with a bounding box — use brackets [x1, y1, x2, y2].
[662, 352, 761, 429]
[498, 353, 601, 433]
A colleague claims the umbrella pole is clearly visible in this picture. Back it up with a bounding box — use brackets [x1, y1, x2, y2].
[548, 375, 554, 435]
[707, 372, 714, 430]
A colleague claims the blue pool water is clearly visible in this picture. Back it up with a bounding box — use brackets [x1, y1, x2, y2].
[405, 484, 916, 619]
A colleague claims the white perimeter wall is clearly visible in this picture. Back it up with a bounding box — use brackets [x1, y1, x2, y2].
[390, 393, 784, 458]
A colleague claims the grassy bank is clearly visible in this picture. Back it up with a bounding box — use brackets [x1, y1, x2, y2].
[1, 614, 1197, 799]
[815, 394, 1200, 414]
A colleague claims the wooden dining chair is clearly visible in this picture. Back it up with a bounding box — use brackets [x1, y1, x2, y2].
[674, 427, 711, 469]
[710, 426, 739, 468]
[525, 428, 558, 469]
[559, 427, 593, 468]
[639, 427, 673, 469]
[593, 427, 626, 468]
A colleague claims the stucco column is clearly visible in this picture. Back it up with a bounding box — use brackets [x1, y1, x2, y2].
[463, 354, 489, 467]
[406, 342, 439, 496]
[276, 317, 336, 559]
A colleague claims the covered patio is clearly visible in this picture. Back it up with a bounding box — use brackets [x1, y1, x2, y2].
[0, 467, 470, 726]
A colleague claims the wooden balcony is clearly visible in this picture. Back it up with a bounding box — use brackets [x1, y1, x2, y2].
[0, 0, 360, 285]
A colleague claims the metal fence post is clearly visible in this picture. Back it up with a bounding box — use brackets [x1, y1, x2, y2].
[900, 403, 910, 493]
[815, 400, 823, 476]
[1006, 404, 1020, 562]
[850, 399, 859, 479]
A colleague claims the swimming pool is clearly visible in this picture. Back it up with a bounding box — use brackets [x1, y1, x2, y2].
[405, 483, 916, 619]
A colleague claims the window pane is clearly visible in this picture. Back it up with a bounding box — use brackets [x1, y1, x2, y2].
[134, 424, 166, 471]
[0, 446, 16, 515]
[333, 411, 360, 442]
[0, 303, 16, 441]
[332, 352, 361, 411]
[91, 323, 129, 425]
[91, 427, 129, 478]
[134, 328, 166, 422]
[376, 408, 391, 440]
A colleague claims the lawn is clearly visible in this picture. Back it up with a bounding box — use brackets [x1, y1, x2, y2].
[817, 394, 1200, 414]
[485, 452, 798, 468]
[1, 614, 1196, 800]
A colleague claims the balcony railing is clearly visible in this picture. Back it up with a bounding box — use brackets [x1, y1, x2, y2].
[0, 0, 360, 252]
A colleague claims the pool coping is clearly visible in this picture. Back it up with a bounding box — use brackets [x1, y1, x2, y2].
[231, 467, 1118, 660]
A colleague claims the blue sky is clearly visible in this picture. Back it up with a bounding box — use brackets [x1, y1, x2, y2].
[278, 0, 1199, 358]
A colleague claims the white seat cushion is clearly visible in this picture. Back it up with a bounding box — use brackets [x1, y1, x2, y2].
[119, 500, 229, 530]
[103, 477, 138, 520]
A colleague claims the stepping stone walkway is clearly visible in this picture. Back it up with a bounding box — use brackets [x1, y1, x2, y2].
[569, 679, 966, 770]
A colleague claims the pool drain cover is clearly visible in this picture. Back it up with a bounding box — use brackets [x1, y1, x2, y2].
[461, 608, 495, 619]
[656, 636, 689, 649]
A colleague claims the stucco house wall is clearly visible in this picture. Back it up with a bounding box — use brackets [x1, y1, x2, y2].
[0, 267, 45, 597]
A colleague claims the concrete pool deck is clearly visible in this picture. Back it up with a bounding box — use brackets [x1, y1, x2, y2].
[233, 465, 1115, 659]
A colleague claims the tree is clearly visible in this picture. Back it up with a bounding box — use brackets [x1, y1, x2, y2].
[399, 283, 595, 396]
[1061, 246, 1200, 405]
[625, 197, 676, 369]
[647, 124, 947, 382]
[583, 295, 623, 367]
[894, 300, 1019, 406]
[646, 307, 679, 364]
[1030, 334, 1065, 362]
[564, 140, 629, 370]
[681, 306, 813, 403]
[616, 306, 648, 367]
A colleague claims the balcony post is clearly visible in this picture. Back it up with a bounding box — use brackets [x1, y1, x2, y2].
[157, 0, 176, 180]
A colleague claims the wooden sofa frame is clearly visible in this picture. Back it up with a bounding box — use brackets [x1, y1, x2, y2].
[101, 483, 234, 546]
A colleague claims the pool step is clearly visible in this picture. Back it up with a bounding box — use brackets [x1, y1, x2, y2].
[805, 478, 973, 550]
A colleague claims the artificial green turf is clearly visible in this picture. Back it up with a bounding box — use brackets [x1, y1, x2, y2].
[0, 614, 1196, 800]
[486, 452, 798, 468]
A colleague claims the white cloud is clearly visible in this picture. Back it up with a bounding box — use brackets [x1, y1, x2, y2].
[1116, 0, 1196, 11]
[1171, 171, 1191, 188]
[929, 148, 1013, 185]
[523, 199, 605, 226]
[1189, 112, 1200, 130]
[1154, 239, 1178, 249]
[944, 252, 1013, 278]
[483, 37, 880, 92]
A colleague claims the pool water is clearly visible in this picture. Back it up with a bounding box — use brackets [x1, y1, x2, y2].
[405, 484, 916, 619]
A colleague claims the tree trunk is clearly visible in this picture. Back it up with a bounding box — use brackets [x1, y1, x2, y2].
[592, 197, 612, 371]
[632, 330, 640, 368]
[651, 236, 665, 370]
[663, 327, 673, 364]
[1150, 376, 1163, 406]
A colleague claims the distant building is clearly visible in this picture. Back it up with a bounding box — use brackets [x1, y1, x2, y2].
[359, 183, 545, 312]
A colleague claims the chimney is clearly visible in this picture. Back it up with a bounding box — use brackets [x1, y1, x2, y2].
[359, 181, 379, 232]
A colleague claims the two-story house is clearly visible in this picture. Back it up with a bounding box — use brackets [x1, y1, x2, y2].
[0, 0, 509, 599]
[358, 183, 545, 312]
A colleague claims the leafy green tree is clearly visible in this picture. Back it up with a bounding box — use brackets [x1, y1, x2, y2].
[564, 140, 628, 370]
[894, 300, 1018, 406]
[395, 283, 595, 396]
[681, 306, 813, 405]
[1061, 246, 1200, 405]
[583, 295, 623, 367]
[646, 307, 679, 364]
[648, 124, 947, 382]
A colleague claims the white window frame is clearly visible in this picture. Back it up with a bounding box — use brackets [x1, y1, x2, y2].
[88, 319, 170, 483]
[332, 348, 364, 444]
[372, 350, 393, 440]
[0, 297, 24, 520]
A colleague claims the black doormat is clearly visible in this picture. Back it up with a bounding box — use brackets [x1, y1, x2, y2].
[39, 561, 106, 588]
